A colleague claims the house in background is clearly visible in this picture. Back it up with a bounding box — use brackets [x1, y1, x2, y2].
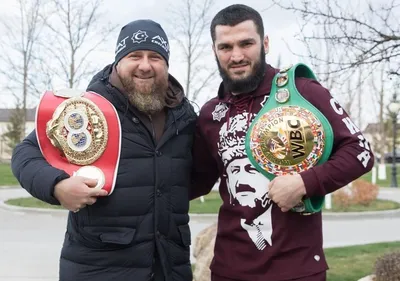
[0, 108, 36, 160]
[363, 122, 400, 163]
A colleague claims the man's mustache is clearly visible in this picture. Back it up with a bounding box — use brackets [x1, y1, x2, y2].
[228, 61, 250, 68]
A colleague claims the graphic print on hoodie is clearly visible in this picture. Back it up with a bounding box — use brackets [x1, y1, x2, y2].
[217, 110, 273, 250]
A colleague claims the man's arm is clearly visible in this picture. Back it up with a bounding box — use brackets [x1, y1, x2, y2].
[189, 116, 219, 200]
[11, 130, 70, 205]
[299, 79, 374, 197]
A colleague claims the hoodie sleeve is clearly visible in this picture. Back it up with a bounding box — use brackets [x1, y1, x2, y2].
[297, 79, 374, 197]
[11, 130, 70, 205]
[190, 112, 219, 200]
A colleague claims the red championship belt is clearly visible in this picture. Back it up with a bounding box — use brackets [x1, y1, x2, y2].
[36, 89, 121, 195]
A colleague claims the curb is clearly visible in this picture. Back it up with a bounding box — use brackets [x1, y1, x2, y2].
[0, 200, 67, 214]
[0, 201, 219, 217]
[0, 201, 220, 218]
[1, 200, 399, 220]
[0, 185, 19, 189]
[322, 208, 400, 220]
[189, 213, 218, 222]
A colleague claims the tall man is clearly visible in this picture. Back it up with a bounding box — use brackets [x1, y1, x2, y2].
[191, 4, 374, 281]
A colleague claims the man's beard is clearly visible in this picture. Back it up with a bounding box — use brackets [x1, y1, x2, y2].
[216, 47, 266, 94]
[117, 71, 168, 115]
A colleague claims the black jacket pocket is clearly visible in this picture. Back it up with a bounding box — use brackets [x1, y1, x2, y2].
[178, 225, 191, 247]
[78, 226, 136, 248]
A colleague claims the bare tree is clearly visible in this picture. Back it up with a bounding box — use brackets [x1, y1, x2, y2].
[370, 65, 388, 162]
[272, 0, 400, 77]
[272, 0, 400, 159]
[280, 2, 366, 117]
[0, 0, 44, 137]
[167, 0, 217, 102]
[41, 0, 117, 89]
[276, 0, 398, 123]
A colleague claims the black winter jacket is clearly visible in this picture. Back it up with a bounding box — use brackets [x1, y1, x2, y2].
[11, 64, 197, 281]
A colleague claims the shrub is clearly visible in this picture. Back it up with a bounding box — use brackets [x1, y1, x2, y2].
[332, 186, 353, 208]
[374, 251, 400, 281]
[332, 179, 379, 208]
[352, 180, 379, 206]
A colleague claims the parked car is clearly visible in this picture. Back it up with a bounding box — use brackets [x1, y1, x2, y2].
[384, 150, 400, 163]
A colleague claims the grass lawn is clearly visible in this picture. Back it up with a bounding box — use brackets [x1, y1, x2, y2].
[5, 192, 223, 212]
[0, 163, 18, 186]
[191, 241, 400, 280]
[323, 199, 400, 212]
[7, 192, 223, 212]
[325, 241, 400, 281]
[7, 192, 400, 213]
[5, 197, 64, 209]
[190, 192, 222, 213]
[189, 192, 400, 214]
[5, 193, 222, 211]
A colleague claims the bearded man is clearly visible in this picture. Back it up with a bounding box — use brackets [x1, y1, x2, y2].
[11, 19, 196, 281]
[190, 4, 374, 281]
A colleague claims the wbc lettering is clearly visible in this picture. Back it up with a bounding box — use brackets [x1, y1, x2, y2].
[288, 119, 305, 159]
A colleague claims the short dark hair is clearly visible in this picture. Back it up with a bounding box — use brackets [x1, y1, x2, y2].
[210, 4, 264, 43]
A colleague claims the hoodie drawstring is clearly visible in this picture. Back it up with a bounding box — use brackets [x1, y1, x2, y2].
[247, 98, 255, 128]
[226, 95, 256, 130]
[226, 104, 231, 129]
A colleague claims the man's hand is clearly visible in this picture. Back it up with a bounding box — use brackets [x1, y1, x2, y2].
[268, 174, 307, 212]
[53, 176, 108, 212]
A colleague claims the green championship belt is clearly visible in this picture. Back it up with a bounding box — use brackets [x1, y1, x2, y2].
[245, 63, 333, 214]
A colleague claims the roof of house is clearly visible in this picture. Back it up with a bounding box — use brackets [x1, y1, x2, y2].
[0, 108, 36, 122]
[364, 123, 380, 134]
[364, 122, 400, 134]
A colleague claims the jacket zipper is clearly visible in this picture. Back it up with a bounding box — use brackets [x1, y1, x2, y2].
[148, 115, 156, 141]
[150, 113, 161, 272]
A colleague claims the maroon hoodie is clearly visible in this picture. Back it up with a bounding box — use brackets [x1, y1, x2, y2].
[190, 64, 374, 281]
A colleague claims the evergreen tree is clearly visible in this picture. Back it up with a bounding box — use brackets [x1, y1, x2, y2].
[2, 105, 25, 153]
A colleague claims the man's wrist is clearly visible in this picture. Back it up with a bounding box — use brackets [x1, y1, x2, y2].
[52, 173, 69, 200]
[296, 174, 307, 197]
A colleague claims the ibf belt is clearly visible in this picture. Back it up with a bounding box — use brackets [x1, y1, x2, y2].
[36, 89, 121, 195]
[245, 63, 334, 214]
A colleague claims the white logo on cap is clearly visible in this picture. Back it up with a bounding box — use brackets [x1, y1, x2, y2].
[131, 30, 148, 44]
[152, 35, 169, 54]
[115, 36, 129, 55]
